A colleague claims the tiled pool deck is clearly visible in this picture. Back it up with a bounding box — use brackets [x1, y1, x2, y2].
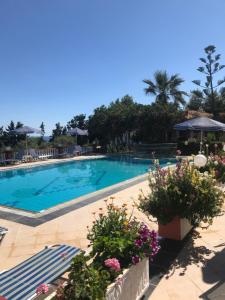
[1, 156, 225, 299]
[148, 205, 225, 299]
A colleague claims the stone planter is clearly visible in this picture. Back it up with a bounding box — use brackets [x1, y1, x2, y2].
[106, 258, 149, 300]
[158, 217, 192, 240]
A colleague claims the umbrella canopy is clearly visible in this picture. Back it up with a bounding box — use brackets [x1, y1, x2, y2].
[11, 126, 41, 155]
[68, 127, 88, 136]
[174, 117, 225, 153]
[174, 117, 225, 132]
[11, 126, 41, 135]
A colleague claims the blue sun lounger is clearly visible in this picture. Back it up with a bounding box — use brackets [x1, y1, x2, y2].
[0, 244, 80, 300]
[0, 227, 8, 243]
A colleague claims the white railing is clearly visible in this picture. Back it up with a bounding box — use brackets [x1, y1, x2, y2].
[0, 145, 94, 164]
[33, 148, 58, 158]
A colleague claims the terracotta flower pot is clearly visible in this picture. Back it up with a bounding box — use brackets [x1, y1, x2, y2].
[158, 217, 192, 240]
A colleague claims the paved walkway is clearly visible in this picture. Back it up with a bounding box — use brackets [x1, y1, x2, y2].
[149, 205, 225, 300]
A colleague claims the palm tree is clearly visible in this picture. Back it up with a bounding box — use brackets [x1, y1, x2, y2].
[143, 71, 187, 108]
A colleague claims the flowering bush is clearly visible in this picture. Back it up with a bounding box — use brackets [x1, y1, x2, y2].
[88, 202, 159, 273]
[56, 200, 159, 300]
[60, 251, 111, 300]
[139, 161, 224, 226]
[200, 155, 225, 183]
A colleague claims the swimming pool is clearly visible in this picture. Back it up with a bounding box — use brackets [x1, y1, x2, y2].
[0, 156, 176, 212]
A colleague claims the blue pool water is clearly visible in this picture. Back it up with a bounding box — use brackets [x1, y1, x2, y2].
[0, 156, 176, 212]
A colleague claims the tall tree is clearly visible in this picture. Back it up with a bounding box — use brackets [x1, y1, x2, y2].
[3, 121, 24, 146]
[52, 122, 64, 139]
[187, 89, 204, 111]
[143, 71, 187, 109]
[67, 114, 88, 130]
[192, 45, 225, 115]
[40, 122, 45, 137]
[0, 126, 4, 148]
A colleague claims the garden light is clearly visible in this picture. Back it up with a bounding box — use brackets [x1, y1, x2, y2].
[194, 154, 207, 167]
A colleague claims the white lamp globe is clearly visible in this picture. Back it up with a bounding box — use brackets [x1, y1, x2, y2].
[194, 154, 207, 168]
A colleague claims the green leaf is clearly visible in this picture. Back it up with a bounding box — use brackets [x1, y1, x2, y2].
[215, 54, 221, 61]
[192, 80, 201, 86]
[217, 79, 225, 86]
[200, 58, 207, 63]
[197, 67, 205, 73]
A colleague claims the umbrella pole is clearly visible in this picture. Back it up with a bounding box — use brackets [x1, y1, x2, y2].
[200, 130, 203, 153]
[26, 135, 28, 156]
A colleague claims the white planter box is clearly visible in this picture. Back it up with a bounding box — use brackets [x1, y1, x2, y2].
[106, 258, 149, 300]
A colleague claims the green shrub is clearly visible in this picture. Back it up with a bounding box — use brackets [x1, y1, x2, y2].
[52, 136, 76, 147]
[61, 251, 110, 300]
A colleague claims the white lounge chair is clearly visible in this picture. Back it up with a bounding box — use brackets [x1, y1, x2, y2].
[0, 227, 8, 243]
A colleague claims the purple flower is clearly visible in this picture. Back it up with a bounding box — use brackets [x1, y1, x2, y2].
[142, 236, 148, 242]
[132, 255, 140, 265]
[138, 223, 150, 239]
[150, 230, 157, 239]
[135, 239, 143, 248]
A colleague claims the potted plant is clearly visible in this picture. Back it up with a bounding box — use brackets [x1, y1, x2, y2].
[139, 161, 224, 240]
[56, 201, 160, 300]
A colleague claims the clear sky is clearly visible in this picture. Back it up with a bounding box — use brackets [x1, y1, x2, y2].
[0, 0, 225, 134]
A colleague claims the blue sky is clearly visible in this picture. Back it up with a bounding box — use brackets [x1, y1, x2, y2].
[0, 0, 225, 134]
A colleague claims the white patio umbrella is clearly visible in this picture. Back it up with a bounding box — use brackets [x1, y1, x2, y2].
[67, 127, 88, 144]
[174, 117, 225, 153]
[11, 126, 41, 155]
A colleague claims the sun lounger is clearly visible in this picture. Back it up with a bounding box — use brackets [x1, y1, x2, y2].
[38, 154, 51, 160]
[73, 145, 82, 156]
[35, 149, 54, 160]
[0, 244, 80, 300]
[0, 153, 17, 165]
[28, 149, 39, 161]
[0, 227, 8, 243]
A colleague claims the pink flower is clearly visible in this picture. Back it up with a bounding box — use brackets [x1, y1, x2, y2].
[36, 284, 49, 295]
[104, 258, 121, 272]
[60, 252, 68, 260]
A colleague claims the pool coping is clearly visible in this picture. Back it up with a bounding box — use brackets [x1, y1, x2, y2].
[0, 172, 149, 227]
[0, 155, 106, 172]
